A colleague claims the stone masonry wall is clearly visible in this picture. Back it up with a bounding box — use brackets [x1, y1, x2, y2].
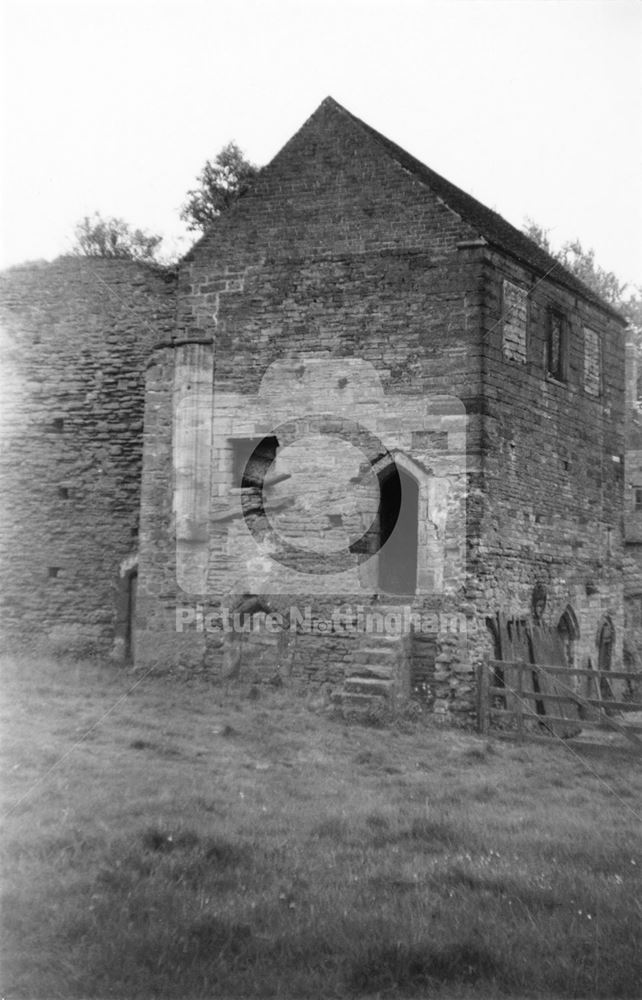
[136, 100, 627, 720]
[623, 437, 642, 664]
[474, 248, 626, 672]
[0, 257, 176, 654]
[136, 99, 488, 693]
[623, 347, 642, 666]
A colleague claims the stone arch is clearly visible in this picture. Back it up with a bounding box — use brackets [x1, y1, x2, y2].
[369, 450, 442, 598]
[370, 449, 429, 484]
[596, 613, 615, 699]
[377, 463, 419, 596]
[596, 613, 615, 665]
[557, 604, 579, 669]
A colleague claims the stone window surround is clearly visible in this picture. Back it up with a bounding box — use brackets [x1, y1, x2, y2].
[501, 278, 529, 365]
[368, 450, 448, 598]
[583, 325, 602, 398]
[546, 307, 568, 383]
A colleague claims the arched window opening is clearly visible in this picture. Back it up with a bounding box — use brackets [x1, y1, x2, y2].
[557, 604, 579, 670]
[597, 614, 615, 700]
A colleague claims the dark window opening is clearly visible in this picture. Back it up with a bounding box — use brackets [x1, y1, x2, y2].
[377, 465, 418, 597]
[51, 418, 64, 433]
[48, 566, 60, 578]
[597, 615, 615, 700]
[557, 605, 579, 670]
[547, 309, 567, 381]
[58, 487, 69, 499]
[232, 436, 279, 488]
[635, 487, 642, 512]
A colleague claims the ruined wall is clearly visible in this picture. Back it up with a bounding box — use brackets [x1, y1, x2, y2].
[476, 249, 627, 670]
[0, 257, 176, 654]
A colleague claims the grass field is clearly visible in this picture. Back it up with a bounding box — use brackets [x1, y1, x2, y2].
[1, 653, 640, 999]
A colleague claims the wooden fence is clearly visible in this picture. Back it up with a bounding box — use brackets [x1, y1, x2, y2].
[477, 657, 642, 747]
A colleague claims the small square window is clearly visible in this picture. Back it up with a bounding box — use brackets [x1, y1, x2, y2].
[231, 436, 279, 487]
[635, 488, 642, 512]
[547, 309, 567, 382]
[48, 566, 61, 578]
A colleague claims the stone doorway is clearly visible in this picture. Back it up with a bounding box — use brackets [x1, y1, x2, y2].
[377, 465, 418, 597]
[113, 556, 138, 663]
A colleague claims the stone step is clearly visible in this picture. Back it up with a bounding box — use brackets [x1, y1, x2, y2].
[361, 629, 405, 641]
[366, 603, 413, 613]
[362, 638, 403, 650]
[344, 676, 395, 697]
[346, 663, 395, 681]
[334, 691, 387, 712]
[351, 646, 401, 666]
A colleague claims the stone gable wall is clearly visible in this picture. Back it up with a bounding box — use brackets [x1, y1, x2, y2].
[136, 103, 489, 687]
[136, 103, 628, 711]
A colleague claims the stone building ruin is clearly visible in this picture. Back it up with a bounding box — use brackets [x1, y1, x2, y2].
[0, 97, 635, 721]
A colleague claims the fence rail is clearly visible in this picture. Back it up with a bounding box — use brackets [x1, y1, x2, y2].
[477, 657, 642, 747]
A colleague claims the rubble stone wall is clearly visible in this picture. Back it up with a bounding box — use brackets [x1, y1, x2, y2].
[0, 257, 176, 654]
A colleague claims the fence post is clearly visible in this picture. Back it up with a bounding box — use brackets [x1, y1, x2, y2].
[477, 657, 490, 735]
[517, 659, 524, 743]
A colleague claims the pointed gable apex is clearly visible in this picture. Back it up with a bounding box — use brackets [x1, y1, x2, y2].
[188, 96, 623, 321]
[189, 94, 481, 264]
[261, 96, 624, 320]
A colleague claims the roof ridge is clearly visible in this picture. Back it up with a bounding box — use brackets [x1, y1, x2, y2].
[325, 99, 625, 323]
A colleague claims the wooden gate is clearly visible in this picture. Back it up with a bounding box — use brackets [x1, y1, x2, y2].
[477, 657, 642, 747]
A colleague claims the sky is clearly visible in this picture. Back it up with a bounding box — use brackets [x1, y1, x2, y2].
[1, 0, 641, 286]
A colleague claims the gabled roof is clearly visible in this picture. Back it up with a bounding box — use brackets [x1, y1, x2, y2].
[322, 97, 626, 323]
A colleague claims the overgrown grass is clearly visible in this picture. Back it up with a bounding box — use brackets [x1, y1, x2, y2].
[1, 653, 641, 998]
